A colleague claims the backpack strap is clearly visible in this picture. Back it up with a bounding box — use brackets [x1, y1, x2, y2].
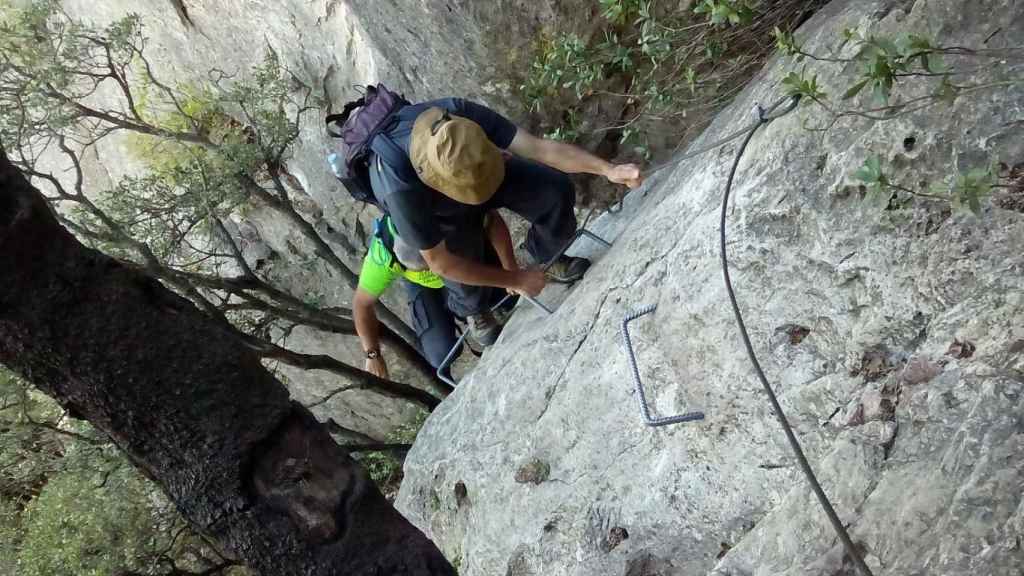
[375, 216, 397, 255]
[325, 97, 365, 138]
[367, 103, 424, 181]
[370, 216, 404, 271]
[369, 130, 418, 184]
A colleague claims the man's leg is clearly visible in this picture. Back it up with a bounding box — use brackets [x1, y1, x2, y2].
[403, 282, 460, 372]
[486, 156, 577, 263]
[435, 214, 493, 318]
[432, 215, 504, 346]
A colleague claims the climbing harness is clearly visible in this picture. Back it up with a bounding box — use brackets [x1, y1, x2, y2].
[435, 227, 612, 387]
[621, 304, 705, 426]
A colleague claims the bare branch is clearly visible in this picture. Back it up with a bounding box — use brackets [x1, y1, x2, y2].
[246, 338, 443, 410]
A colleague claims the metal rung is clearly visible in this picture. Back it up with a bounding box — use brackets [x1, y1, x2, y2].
[621, 304, 705, 427]
[436, 227, 612, 387]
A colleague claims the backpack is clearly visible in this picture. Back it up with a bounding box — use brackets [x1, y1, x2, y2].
[325, 84, 414, 207]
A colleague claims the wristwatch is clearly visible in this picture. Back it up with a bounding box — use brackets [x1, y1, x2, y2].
[365, 349, 381, 360]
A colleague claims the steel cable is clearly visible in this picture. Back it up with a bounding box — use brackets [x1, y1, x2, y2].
[610, 94, 800, 213]
[719, 101, 874, 576]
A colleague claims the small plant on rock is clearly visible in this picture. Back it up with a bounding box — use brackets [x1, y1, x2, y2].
[693, 0, 755, 26]
[853, 154, 1001, 215]
[938, 164, 998, 215]
[781, 69, 827, 101]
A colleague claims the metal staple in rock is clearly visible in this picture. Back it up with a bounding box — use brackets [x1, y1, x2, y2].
[612, 92, 872, 575]
[620, 304, 705, 427]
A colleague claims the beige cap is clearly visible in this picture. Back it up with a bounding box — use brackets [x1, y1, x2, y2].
[409, 107, 505, 205]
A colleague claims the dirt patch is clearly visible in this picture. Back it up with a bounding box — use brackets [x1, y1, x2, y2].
[601, 526, 629, 553]
[454, 480, 469, 508]
[993, 162, 1024, 213]
[946, 338, 976, 359]
[852, 345, 897, 382]
[514, 458, 551, 485]
[624, 552, 674, 576]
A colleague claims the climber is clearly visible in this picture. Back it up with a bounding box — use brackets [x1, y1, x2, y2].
[369, 98, 644, 346]
[353, 211, 519, 380]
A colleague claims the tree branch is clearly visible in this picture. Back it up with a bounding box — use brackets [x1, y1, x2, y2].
[246, 336, 443, 410]
[0, 150, 455, 575]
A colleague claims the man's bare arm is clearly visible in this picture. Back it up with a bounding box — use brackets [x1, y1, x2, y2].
[353, 287, 389, 378]
[421, 240, 545, 297]
[508, 129, 644, 188]
[485, 211, 518, 271]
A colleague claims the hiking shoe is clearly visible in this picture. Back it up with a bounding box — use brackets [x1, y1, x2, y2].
[492, 294, 519, 326]
[467, 310, 501, 347]
[545, 255, 591, 284]
[492, 302, 515, 326]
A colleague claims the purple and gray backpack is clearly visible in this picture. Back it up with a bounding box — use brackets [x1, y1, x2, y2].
[325, 84, 413, 207]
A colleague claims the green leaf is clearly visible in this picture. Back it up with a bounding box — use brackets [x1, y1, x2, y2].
[968, 190, 982, 215]
[843, 78, 870, 100]
[873, 36, 900, 56]
[905, 34, 934, 53]
[966, 167, 991, 181]
[925, 53, 947, 73]
[929, 181, 950, 196]
[871, 55, 892, 79]
[854, 166, 876, 183]
[871, 80, 891, 107]
[937, 79, 959, 104]
[854, 155, 884, 185]
[865, 155, 882, 175]
[685, 67, 698, 94]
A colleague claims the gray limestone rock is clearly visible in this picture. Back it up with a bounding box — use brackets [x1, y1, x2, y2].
[397, 1, 1024, 575]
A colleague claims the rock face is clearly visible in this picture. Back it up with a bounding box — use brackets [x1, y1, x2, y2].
[397, 1, 1024, 575]
[50, 0, 592, 438]
[60, 0, 592, 231]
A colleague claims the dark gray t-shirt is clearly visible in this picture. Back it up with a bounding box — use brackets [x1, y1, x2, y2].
[369, 97, 517, 250]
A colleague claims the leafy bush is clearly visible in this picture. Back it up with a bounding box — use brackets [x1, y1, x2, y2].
[519, 0, 825, 160]
[357, 410, 429, 494]
[693, 0, 755, 26]
[0, 367, 229, 576]
[15, 459, 161, 576]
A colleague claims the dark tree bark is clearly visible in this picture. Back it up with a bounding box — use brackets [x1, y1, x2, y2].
[0, 151, 454, 575]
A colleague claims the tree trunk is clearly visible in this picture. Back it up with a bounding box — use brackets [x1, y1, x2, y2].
[0, 151, 454, 575]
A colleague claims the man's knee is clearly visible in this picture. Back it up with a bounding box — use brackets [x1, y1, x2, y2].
[421, 329, 460, 369]
[555, 169, 574, 197]
[542, 168, 575, 208]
